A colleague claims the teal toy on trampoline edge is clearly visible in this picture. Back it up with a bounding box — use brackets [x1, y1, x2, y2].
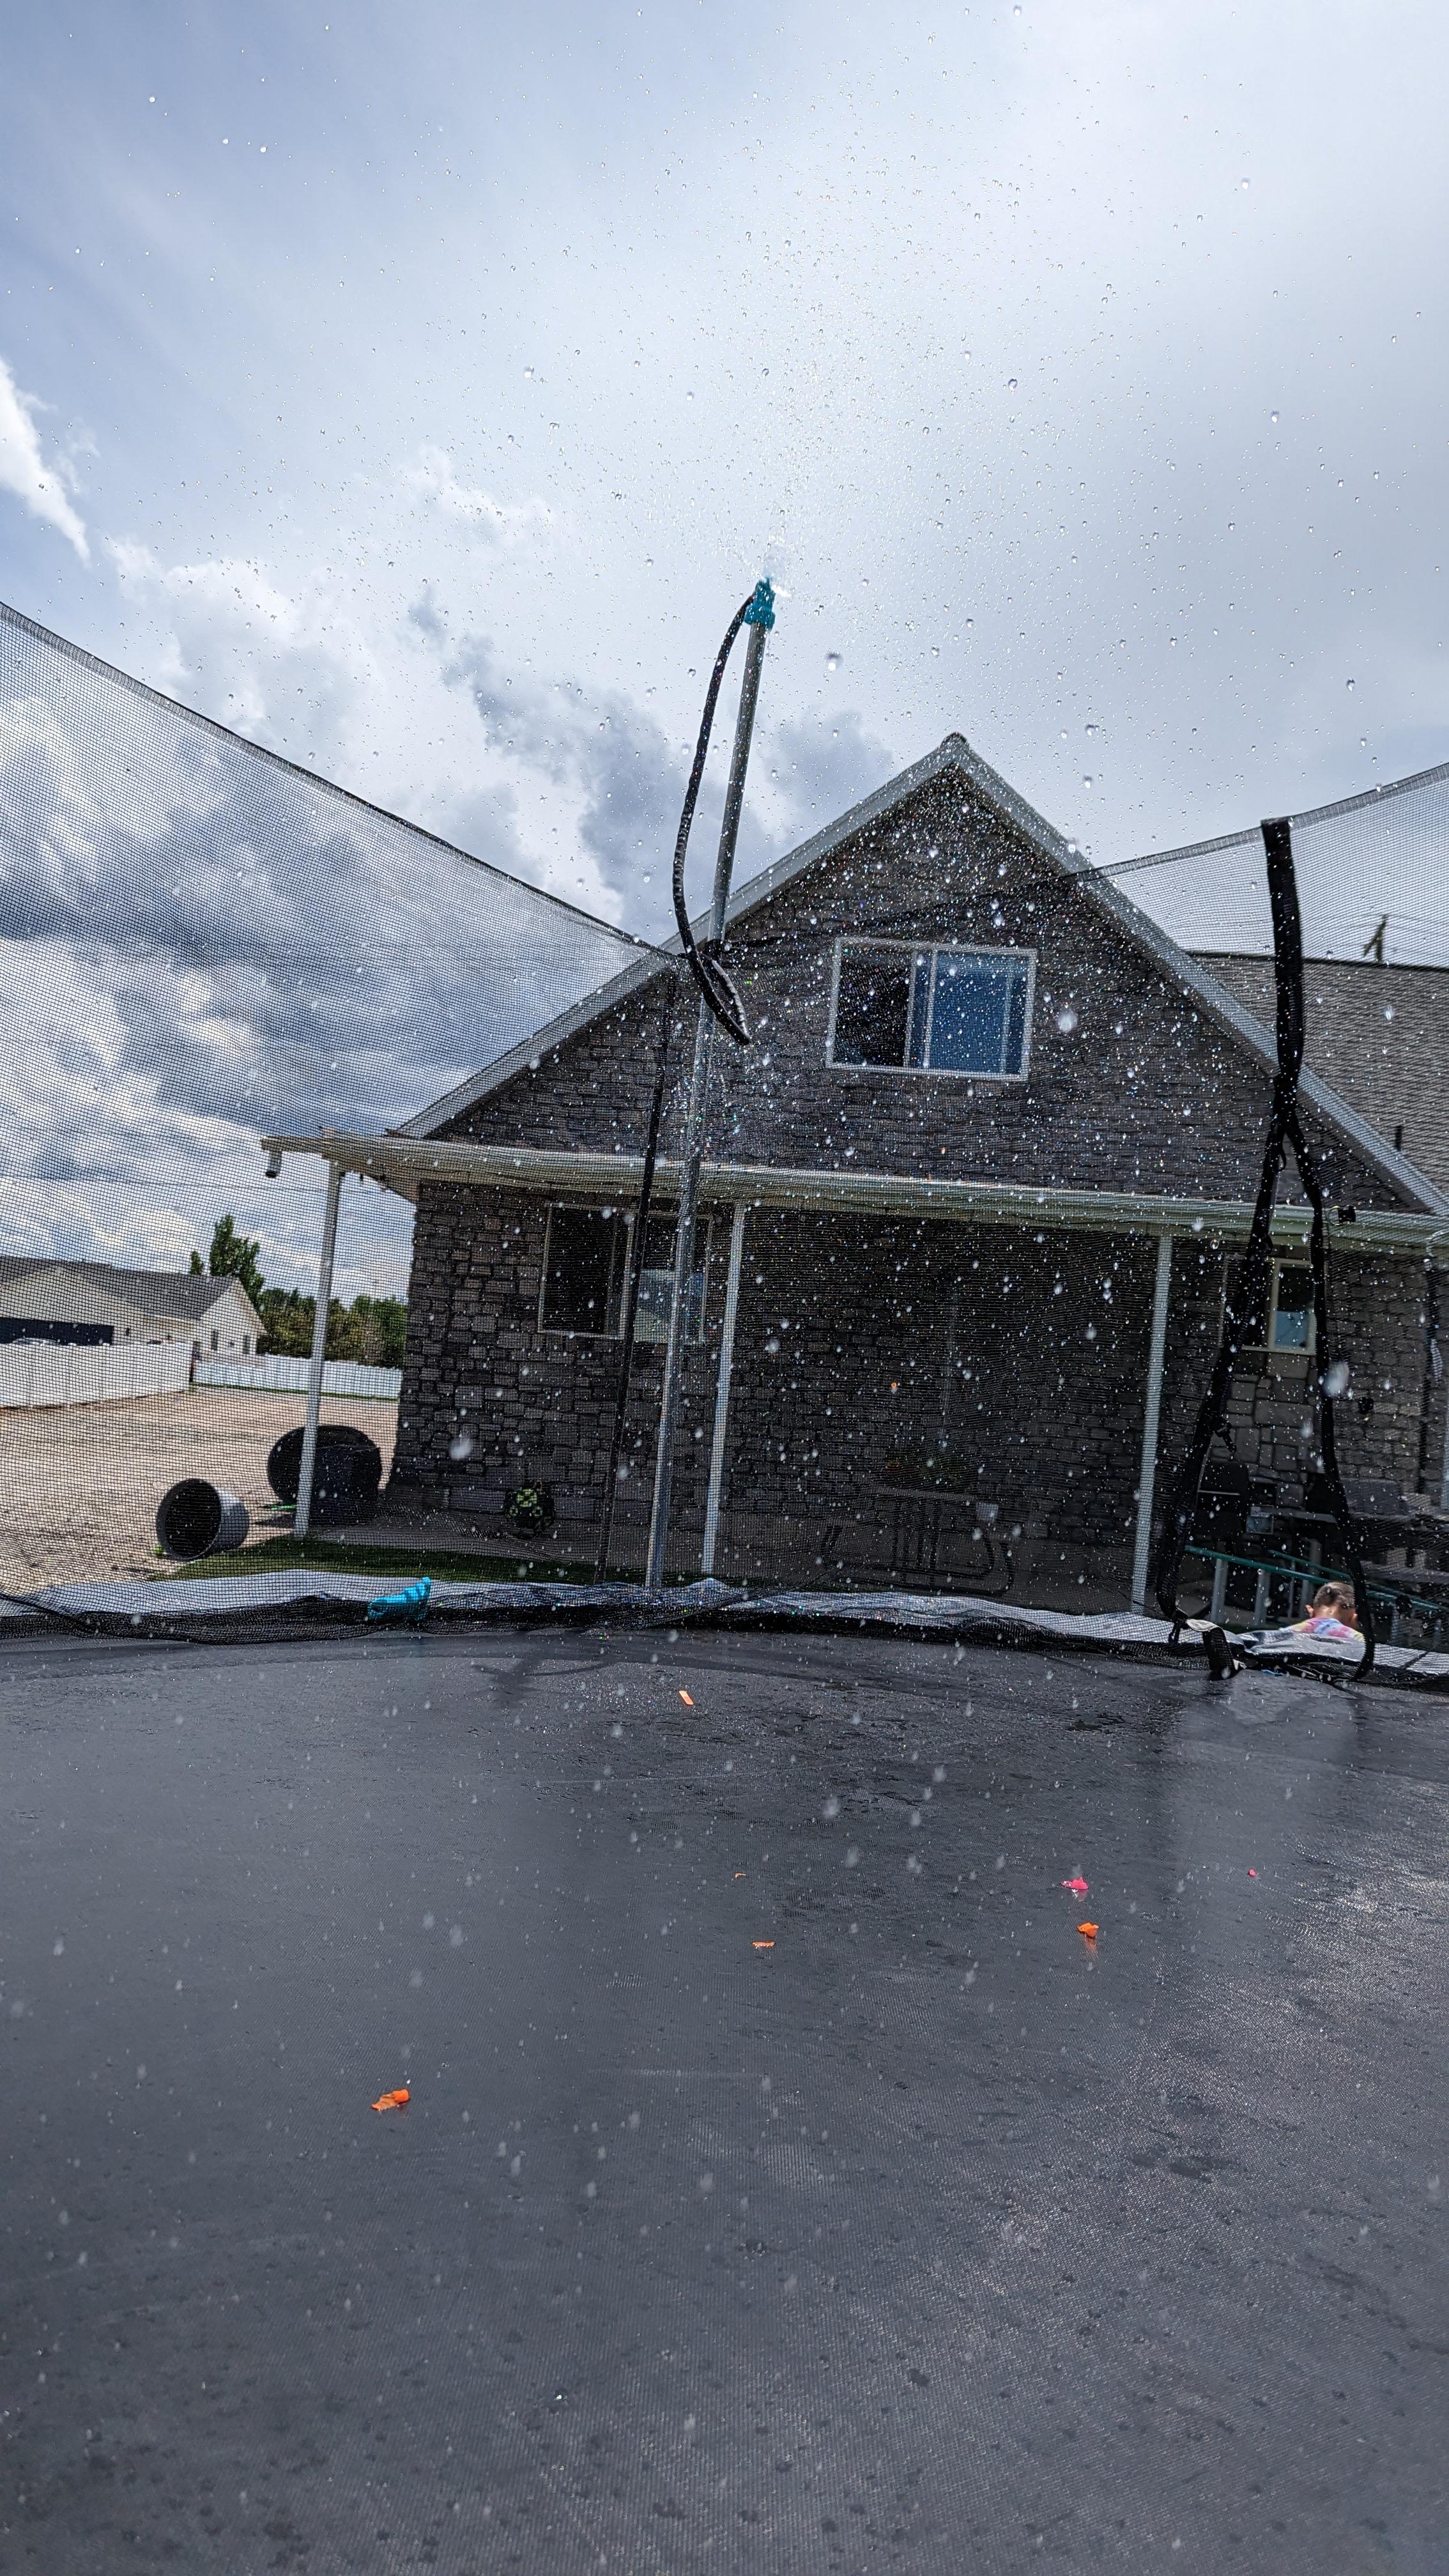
[365, 1576, 431, 1626]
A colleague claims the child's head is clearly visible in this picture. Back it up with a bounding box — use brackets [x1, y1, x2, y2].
[1309, 1579, 1358, 1627]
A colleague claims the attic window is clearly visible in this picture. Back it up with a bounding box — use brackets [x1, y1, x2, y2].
[828, 940, 1033, 1078]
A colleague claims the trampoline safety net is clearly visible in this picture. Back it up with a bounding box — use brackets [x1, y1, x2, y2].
[2, 594, 1446, 1659]
[0, 601, 650, 1592]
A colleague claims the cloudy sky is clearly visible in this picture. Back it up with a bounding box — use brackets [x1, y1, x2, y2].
[1, 0, 1446, 1291]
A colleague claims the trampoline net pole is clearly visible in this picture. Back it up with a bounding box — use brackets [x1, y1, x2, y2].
[294, 1158, 342, 1543]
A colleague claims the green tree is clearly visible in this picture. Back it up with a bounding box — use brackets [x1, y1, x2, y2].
[203, 1214, 266, 1306]
[342, 1294, 408, 1368]
[256, 1287, 407, 1367]
[257, 1287, 314, 1356]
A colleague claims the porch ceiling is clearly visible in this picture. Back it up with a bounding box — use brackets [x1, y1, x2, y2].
[259, 1131, 1445, 1252]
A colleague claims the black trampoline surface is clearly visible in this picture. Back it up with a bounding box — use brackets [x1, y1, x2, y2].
[2, 1630, 1446, 2575]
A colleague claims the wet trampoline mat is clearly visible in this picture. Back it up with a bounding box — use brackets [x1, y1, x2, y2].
[3, 1628, 1446, 2573]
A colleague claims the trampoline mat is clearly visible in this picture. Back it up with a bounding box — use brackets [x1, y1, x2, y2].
[3, 1626, 1446, 2572]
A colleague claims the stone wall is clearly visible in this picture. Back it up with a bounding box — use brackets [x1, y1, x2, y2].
[392, 1188, 1439, 1586]
[393, 1182, 722, 1548]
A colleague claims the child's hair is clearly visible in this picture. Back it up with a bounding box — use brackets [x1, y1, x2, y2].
[1310, 1579, 1358, 1625]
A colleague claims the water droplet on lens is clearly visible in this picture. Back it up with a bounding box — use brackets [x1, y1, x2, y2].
[825, 651, 841, 672]
[1346, 677, 1355, 690]
[1007, 375, 1018, 390]
[1270, 409, 1279, 423]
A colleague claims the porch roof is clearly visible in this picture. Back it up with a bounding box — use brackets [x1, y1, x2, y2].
[259, 1131, 1446, 1254]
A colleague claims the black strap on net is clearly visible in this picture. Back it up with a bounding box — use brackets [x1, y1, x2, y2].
[1152, 814, 1375, 1677]
[670, 586, 773, 1046]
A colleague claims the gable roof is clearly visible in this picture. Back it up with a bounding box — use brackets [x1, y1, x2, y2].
[0, 1255, 260, 1330]
[400, 733, 1447, 1216]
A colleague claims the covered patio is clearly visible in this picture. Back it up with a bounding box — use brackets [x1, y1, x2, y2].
[262, 1131, 1444, 1609]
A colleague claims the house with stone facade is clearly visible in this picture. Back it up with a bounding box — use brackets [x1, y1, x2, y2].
[280, 735, 1449, 1603]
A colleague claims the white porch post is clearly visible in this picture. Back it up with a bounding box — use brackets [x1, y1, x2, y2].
[702, 1202, 747, 1577]
[295, 1156, 343, 1542]
[1131, 1230, 1174, 1613]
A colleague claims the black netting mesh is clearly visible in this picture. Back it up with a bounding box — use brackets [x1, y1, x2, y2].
[0, 601, 651, 1591]
[1098, 759, 1449, 966]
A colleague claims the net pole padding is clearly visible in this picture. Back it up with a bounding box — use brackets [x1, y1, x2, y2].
[1130, 1232, 1174, 1613]
[294, 1156, 343, 1543]
[1283, 1101, 1373, 1672]
[595, 985, 675, 1582]
[1151, 815, 1374, 1675]
[646, 599, 772, 1591]
[702, 1200, 748, 1578]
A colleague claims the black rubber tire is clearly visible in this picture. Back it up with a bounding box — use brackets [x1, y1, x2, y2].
[266, 1424, 383, 1522]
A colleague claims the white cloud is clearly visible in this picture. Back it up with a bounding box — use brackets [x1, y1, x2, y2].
[0, 356, 89, 561]
[404, 445, 555, 546]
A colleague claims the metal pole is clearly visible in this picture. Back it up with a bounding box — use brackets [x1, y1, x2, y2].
[702, 1202, 748, 1577]
[295, 1156, 342, 1542]
[1131, 1231, 1174, 1613]
[937, 1284, 960, 1445]
[645, 615, 769, 1590]
[595, 991, 675, 1580]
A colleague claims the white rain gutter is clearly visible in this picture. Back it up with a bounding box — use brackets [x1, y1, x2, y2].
[259, 1133, 1446, 1255]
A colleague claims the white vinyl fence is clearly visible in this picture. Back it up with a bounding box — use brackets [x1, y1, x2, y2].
[194, 1355, 402, 1400]
[0, 1339, 193, 1409]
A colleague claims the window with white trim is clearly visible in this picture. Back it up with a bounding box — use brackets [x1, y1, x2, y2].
[1224, 1256, 1315, 1354]
[539, 1207, 710, 1342]
[828, 940, 1034, 1077]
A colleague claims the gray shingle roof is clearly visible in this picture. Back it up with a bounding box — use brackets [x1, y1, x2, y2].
[0, 1257, 257, 1326]
[1197, 957, 1449, 1194]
